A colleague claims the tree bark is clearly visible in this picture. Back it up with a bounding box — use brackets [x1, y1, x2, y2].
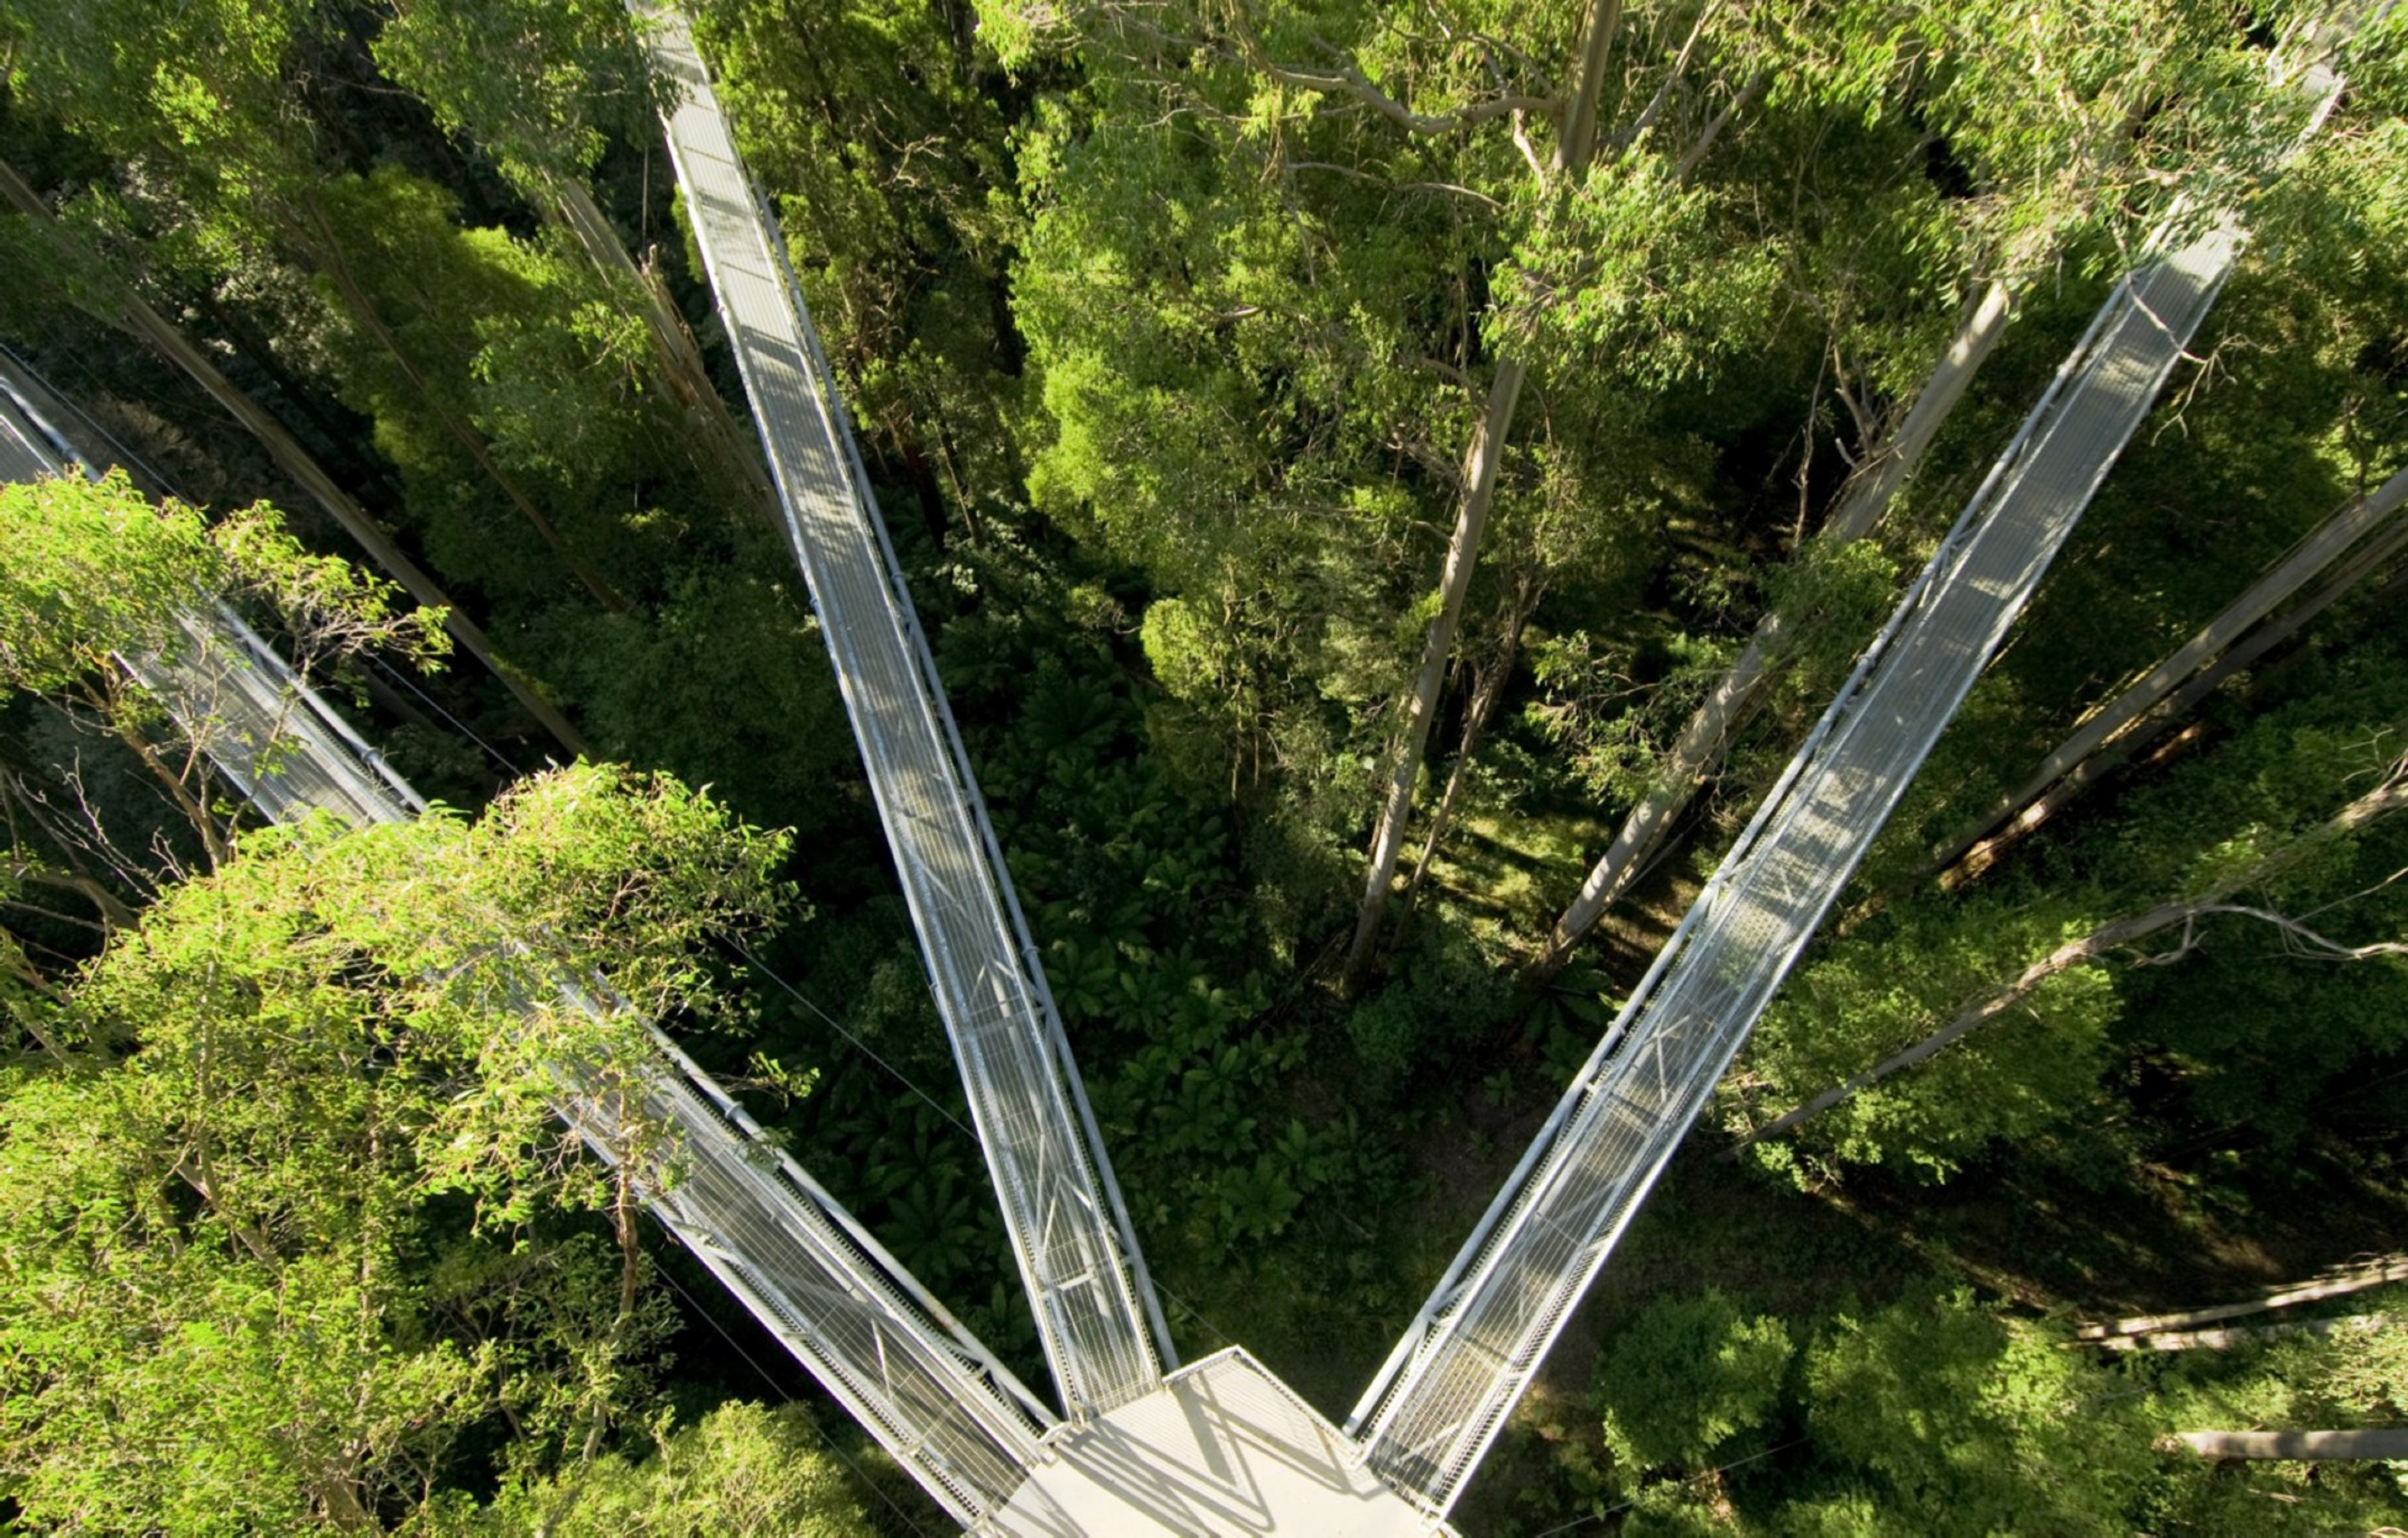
[1726, 767, 2408, 1154]
[2080, 1256, 2408, 1341]
[2162, 1429, 2408, 1460]
[1557, 0, 1625, 176]
[0, 158, 589, 758]
[1344, 362, 1526, 989]
[1928, 465, 2408, 881]
[1524, 279, 2017, 984]
[1400, 583, 1540, 911]
[1936, 552, 2408, 893]
[2094, 1315, 2375, 1352]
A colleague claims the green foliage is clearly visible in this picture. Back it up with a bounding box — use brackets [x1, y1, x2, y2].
[693, 0, 1027, 517]
[1760, 538, 1903, 709]
[373, 0, 664, 198]
[1500, 154, 1786, 390]
[1598, 1290, 1794, 1473]
[8, 3, 2408, 1530]
[301, 167, 645, 597]
[1528, 625, 1732, 805]
[1797, 1286, 2149, 1535]
[1344, 909, 1516, 1096]
[0, 469, 442, 694]
[1743, 893, 2121, 1182]
[473, 1401, 874, 1535]
[0, 0, 324, 270]
[0, 763, 791, 1529]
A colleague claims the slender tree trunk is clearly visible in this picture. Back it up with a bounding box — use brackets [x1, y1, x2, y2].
[550, 181, 776, 523]
[584, 1165, 647, 1463]
[1523, 279, 2018, 984]
[2080, 1256, 2408, 1341]
[1930, 467, 2408, 883]
[0, 159, 589, 758]
[2162, 1429, 2408, 1460]
[92, 673, 234, 868]
[1340, 0, 1622, 989]
[1558, 0, 1624, 174]
[1344, 361, 1527, 989]
[1400, 587, 1539, 910]
[1725, 768, 2408, 1153]
[2094, 1315, 2379, 1352]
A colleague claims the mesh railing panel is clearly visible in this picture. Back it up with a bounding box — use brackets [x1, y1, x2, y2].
[638, 1, 1168, 1417]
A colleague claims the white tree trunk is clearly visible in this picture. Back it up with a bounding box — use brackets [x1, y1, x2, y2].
[1343, 360, 1525, 989]
[1953, 513, 2408, 884]
[2163, 1429, 2408, 1460]
[2081, 1256, 2408, 1342]
[1727, 768, 2408, 1153]
[2094, 1315, 2377, 1352]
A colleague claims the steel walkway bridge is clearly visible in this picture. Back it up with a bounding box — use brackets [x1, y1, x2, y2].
[0, 368, 1061, 1531]
[1343, 22, 2355, 1513]
[638, 3, 1174, 1421]
[1347, 220, 2247, 1512]
[632, 1, 2362, 1526]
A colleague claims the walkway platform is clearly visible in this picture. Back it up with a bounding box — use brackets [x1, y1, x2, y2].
[1003, 1350, 1450, 1536]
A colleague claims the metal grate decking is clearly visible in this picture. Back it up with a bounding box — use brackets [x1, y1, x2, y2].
[636, 2, 1172, 1420]
[0, 368, 1055, 1528]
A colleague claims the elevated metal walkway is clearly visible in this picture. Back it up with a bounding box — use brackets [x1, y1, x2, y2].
[1346, 225, 2243, 1510]
[636, 3, 1172, 1419]
[1348, 20, 2360, 1507]
[0, 369, 1057, 1529]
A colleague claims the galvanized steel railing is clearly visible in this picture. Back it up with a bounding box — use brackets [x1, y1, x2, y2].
[0, 373, 1055, 1527]
[636, 3, 1173, 1419]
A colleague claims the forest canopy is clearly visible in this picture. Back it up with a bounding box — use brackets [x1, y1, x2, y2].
[2, 0, 2407, 1531]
